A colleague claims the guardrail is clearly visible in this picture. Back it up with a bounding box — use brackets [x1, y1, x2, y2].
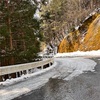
[0, 58, 54, 81]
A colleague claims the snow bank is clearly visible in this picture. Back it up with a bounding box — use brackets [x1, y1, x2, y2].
[55, 50, 100, 57]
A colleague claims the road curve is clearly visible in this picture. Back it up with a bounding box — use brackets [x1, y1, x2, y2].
[12, 57, 100, 100]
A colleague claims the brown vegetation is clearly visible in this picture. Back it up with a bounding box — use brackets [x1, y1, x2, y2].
[41, 0, 100, 46]
[80, 15, 100, 51]
[58, 13, 100, 52]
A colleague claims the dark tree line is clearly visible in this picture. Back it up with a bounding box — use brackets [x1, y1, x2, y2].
[0, 0, 46, 66]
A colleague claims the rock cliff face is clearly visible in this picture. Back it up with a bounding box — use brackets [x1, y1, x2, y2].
[58, 11, 100, 53]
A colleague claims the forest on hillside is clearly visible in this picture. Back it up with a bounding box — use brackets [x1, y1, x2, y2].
[0, 0, 100, 66]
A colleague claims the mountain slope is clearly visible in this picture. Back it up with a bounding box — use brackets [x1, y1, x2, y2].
[58, 11, 100, 53]
[80, 15, 100, 51]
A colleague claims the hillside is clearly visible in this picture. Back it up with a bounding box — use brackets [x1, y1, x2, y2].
[41, 0, 100, 47]
[58, 10, 100, 53]
[80, 14, 100, 51]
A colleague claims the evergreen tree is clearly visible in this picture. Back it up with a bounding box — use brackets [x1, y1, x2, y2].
[0, 0, 45, 66]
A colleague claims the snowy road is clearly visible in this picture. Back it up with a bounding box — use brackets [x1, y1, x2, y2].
[13, 57, 100, 100]
[0, 57, 97, 100]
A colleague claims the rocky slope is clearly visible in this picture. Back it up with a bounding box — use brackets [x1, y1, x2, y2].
[58, 9, 100, 53]
[80, 14, 100, 51]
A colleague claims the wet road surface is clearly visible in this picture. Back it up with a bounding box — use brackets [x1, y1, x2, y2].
[13, 58, 100, 100]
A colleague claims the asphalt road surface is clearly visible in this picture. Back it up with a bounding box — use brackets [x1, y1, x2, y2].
[13, 57, 100, 100]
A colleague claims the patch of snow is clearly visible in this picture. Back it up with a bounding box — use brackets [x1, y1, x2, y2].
[84, 15, 90, 21]
[34, 9, 40, 20]
[36, 0, 41, 3]
[55, 50, 100, 58]
[75, 26, 79, 30]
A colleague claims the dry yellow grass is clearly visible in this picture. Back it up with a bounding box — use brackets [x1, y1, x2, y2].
[80, 14, 100, 50]
[58, 14, 100, 53]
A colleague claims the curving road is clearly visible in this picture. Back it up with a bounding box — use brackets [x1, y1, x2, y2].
[13, 57, 100, 100]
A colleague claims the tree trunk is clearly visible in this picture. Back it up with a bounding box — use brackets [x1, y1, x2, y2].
[22, 32, 26, 51]
[6, 0, 14, 66]
[6, 0, 13, 50]
[9, 19, 13, 50]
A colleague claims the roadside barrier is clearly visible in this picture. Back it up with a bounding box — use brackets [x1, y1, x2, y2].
[0, 58, 54, 82]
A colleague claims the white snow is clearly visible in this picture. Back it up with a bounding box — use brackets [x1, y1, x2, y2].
[36, 0, 41, 2]
[55, 50, 100, 58]
[63, 58, 97, 80]
[75, 26, 79, 30]
[34, 9, 40, 20]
